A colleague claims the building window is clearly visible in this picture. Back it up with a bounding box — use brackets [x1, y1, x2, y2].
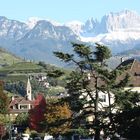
[20, 105, 28, 109]
[99, 94, 106, 102]
[134, 72, 140, 76]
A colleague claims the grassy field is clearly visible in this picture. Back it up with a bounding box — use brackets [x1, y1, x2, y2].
[0, 47, 22, 66]
[0, 61, 47, 82]
[0, 61, 45, 74]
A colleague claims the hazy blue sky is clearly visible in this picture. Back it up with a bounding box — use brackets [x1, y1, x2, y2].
[0, 0, 140, 23]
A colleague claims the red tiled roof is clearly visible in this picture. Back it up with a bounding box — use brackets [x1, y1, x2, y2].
[9, 97, 24, 107]
[9, 96, 34, 107]
[18, 99, 34, 105]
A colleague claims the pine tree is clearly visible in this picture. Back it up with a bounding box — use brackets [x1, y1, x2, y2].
[54, 43, 112, 139]
[54, 43, 140, 140]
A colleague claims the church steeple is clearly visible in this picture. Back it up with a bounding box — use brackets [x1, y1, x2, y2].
[26, 77, 32, 100]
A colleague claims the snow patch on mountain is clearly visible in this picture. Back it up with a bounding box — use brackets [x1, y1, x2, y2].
[26, 17, 41, 29]
[0, 16, 29, 40]
[97, 10, 140, 33]
[26, 17, 62, 29]
[81, 30, 140, 43]
[65, 21, 84, 35]
[23, 20, 79, 41]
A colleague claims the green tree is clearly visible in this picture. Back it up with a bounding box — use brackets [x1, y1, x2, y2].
[15, 113, 29, 127]
[4, 81, 26, 96]
[53, 43, 139, 140]
[54, 43, 112, 139]
[0, 81, 9, 114]
[113, 106, 140, 139]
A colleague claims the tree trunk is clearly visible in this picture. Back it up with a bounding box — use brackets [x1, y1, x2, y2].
[108, 91, 115, 134]
[94, 77, 100, 140]
[94, 128, 100, 140]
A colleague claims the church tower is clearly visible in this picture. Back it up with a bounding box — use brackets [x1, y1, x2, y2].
[26, 77, 32, 100]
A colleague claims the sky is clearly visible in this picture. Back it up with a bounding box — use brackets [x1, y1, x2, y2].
[0, 0, 140, 23]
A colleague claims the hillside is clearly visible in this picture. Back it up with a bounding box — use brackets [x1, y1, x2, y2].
[0, 61, 45, 74]
[0, 61, 70, 97]
[0, 47, 23, 67]
[118, 43, 140, 55]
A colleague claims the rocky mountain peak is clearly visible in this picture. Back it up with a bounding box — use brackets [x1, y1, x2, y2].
[99, 10, 140, 33]
[0, 16, 29, 40]
[0, 10, 140, 66]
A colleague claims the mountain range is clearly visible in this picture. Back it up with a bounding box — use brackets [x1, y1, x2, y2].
[0, 10, 140, 66]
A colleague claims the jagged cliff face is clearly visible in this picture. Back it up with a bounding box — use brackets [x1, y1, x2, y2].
[66, 10, 140, 35]
[0, 16, 29, 39]
[0, 10, 140, 65]
[79, 10, 140, 55]
[99, 10, 140, 32]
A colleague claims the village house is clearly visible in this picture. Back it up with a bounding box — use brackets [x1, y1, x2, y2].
[9, 78, 34, 121]
[117, 58, 140, 92]
[81, 58, 140, 122]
